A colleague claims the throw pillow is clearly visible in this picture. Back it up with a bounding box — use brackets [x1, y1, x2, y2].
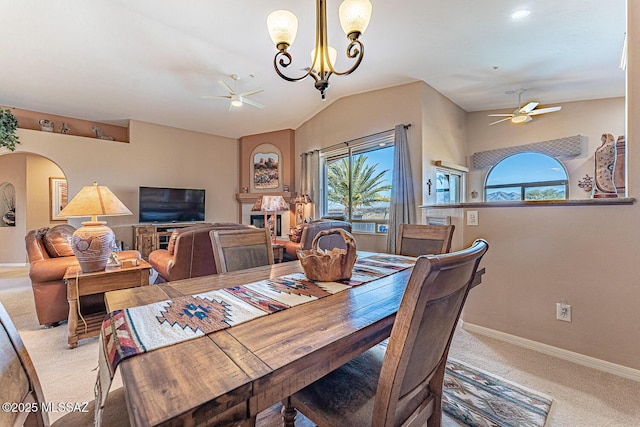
[290, 225, 304, 243]
[43, 224, 76, 257]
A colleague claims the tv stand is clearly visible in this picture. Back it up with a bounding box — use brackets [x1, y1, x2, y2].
[133, 223, 202, 260]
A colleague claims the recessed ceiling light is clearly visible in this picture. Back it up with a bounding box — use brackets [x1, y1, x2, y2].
[511, 9, 531, 20]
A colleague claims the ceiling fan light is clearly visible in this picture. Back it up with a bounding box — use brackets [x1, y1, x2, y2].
[267, 10, 298, 50]
[510, 9, 531, 20]
[231, 99, 243, 108]
[511, 115, 528, 123]
[339, 0, 372, 39]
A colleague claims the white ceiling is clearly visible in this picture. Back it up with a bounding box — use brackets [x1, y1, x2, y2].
[0, 0, 626, 139]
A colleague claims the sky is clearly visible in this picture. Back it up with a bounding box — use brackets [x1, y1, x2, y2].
[486, 152, 567, 186]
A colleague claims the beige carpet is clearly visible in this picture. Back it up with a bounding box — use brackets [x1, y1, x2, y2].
[2, 267, 639, 426]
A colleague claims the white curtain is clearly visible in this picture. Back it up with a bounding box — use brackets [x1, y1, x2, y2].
[301, 151, 320, 218]
[386, 124, 415, 254]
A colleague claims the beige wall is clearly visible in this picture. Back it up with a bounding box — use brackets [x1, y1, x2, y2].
[458, 1, 639, 370]
[25, 154, 65, 232]
[295, 81, 468, 252]
[0, 120, 238, 258]
[465, 97, 625, 201]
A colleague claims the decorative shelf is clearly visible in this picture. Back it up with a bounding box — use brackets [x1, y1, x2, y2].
[235, 192, 293, 204]
[4, 106, 129, 142]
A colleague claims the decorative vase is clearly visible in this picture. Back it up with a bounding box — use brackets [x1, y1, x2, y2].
[593, 133, 618, 198]
[71, 221, 116, 273]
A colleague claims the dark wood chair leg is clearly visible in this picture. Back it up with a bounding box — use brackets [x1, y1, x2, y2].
[281, 397, 297, 427]
[427, 358, 447, 427]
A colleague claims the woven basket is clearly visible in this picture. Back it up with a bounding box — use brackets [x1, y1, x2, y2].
[297, 228, 357, 282]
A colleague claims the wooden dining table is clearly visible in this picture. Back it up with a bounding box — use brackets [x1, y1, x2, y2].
[103, 253, 483, 426]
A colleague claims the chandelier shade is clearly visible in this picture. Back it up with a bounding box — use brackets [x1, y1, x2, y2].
[339, 0, 373, 38]
[267, 10, 298, 49]
[267, 0, 372, 99]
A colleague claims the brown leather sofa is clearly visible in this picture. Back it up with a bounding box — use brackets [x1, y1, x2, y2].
[277, 219, 352, 261]
[25, 225, 141, 327]
[148, 222, 253, 283]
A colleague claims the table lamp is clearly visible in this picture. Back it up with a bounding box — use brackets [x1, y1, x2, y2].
[58, 182, 132, 273]
[291, 194, 313, 226]
[251, 195, 290, 242]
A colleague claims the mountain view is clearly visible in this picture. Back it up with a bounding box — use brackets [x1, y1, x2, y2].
[486, 191, 520, 201]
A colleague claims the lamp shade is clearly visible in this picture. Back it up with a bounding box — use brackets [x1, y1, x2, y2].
[252, 195, 290, 212]
[267, 9, 298, 48]
[58, 183, 132, 273]
[339, 0, 372, 37]
[58, 182, 132, 221]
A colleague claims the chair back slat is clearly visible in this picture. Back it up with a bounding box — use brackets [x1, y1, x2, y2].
[396, 224, 455, 256]
[374, 239, 488, 426]
[210, 228, 274, 273]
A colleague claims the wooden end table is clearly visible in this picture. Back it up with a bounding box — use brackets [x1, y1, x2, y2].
[271, 243, 284, 263]
[64, 259, 151, 348]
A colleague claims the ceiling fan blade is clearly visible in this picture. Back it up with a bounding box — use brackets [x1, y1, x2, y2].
[489, 117, 512, 125]
[528, 106, 562, 116]
[218, 80, 236, 95]
[201, 95, 231, 99]
[519, 101, 539, 114]
[242, 97, 264, 109]
[241, 88, 264, 97]
[488, 113, 514, 117]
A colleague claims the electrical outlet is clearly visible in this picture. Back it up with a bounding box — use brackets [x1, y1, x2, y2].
[466, 210, 479, 226]
[556, 303, 572, 322]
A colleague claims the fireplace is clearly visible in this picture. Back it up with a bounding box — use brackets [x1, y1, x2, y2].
[250, 214, 282, 237]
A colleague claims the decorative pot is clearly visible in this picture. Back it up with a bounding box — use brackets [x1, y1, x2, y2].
[71, 221, 116, 273]
[297, 228, 357, 282]
[39, 119, 55, 132]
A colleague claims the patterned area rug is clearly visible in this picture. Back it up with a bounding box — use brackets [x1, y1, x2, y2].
[443, 358, 553, 427]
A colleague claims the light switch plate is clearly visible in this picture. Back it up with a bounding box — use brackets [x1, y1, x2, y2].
[466, 210, 479, 226]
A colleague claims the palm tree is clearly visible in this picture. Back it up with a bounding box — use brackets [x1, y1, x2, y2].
[327, 155, 392, 217]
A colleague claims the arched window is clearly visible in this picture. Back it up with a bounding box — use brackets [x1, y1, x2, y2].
[484, 152, 568, 201]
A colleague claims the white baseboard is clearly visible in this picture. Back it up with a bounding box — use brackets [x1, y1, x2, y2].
[0, 263, 28, 267]
[461, 321, 640, 382]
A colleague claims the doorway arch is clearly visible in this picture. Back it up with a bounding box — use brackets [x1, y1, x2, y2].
[0, 152, 67, 264]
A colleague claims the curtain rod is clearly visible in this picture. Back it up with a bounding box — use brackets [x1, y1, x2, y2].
[300, 123, 411, 156]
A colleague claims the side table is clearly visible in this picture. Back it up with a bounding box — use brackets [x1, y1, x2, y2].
[272, 243, 285, 263]
[64, 259, 151, 348]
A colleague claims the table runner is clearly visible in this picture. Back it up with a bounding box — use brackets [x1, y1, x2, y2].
[95, 253, 416, 426]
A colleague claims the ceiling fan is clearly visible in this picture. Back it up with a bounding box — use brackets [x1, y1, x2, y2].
[488, 88, 561, 125]
[202, 74, 264, 111]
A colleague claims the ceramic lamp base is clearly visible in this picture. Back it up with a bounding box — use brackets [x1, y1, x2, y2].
[71, 221, 116, 273]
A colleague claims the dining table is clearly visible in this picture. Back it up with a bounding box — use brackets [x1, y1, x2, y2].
[100, 251, 483, 426]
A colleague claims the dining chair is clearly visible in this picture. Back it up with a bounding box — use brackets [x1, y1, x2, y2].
[210, 227, 274, 273]
[0, 301, 130, 427]
[396, 223, 455, 256]
[282, 239, 489, 427]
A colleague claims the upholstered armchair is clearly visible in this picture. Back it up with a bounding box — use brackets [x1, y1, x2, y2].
[25, 225, 140, 327]
[148, 222, 254, 282]
[277, 219, 352, 261]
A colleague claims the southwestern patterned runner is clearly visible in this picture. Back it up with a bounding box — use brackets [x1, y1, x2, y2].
[95, 253, 415, 425]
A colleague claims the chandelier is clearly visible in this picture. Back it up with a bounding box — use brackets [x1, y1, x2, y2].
[267, 0, 372, 100]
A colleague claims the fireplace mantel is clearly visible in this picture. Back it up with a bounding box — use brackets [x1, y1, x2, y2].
[235, 192, 293, 205]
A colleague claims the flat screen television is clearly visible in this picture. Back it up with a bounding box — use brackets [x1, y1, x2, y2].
[138, 186, 205, 223]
